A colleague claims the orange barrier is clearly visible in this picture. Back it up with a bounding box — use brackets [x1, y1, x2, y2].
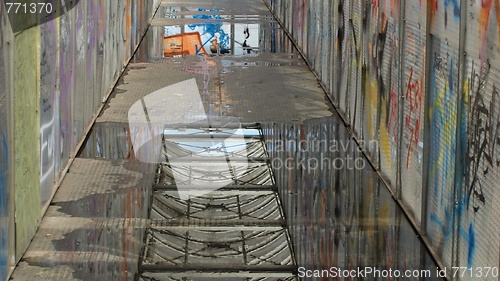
[164, 32, 209, 57]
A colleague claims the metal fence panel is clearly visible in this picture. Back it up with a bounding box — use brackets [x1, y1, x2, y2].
[0, 4, 13, 280]
[400, 22, 426, 225]
[426, 37, 460, 270]
[378, 0, 402, 188]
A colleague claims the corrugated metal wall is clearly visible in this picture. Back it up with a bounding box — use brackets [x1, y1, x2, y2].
[262, 119, 431, 277]
[0, 0, 160, 279]
[265, 0, 500, 279]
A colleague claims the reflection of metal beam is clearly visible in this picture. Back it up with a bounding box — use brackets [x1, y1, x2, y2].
[163, 135, 262, 140]
[231, 21, 235, 55]
[163, 123, 261, 129]
[150, 226, 284, 231]
[141, 264, 297, 273]
[157, 190, 275, 196]
[150, 219, 286, 227]
[153, 184, 276, 191]
[160, 157, 269, 163]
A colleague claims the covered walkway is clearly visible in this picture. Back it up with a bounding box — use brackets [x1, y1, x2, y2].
[1, 0, 498, 280]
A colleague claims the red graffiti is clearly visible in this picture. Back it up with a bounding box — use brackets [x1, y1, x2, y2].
[405, 67, 423, 169]
[387, 83, 399, 142]
[479, 0, 500, 56]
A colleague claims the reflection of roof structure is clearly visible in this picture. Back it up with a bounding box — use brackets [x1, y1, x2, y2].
[139, 124, 297, 280]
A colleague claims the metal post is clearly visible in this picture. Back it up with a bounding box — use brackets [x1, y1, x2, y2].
[451, 0, 469, 276]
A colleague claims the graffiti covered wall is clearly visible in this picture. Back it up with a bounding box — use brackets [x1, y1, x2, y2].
[0, 3, 13, 280]
[266, 0, 500, 279]
[262, 119, 439, 278]
[0, 0, 161, 278]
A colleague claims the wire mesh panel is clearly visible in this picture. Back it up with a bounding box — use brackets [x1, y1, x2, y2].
[400, 21, 426, 225]
[266, 0, 500, 279]
[457, 0, 500, 276]
[320, 0, 331, 92]
[457, 57, 500, 278]
[376, 0, 402, 188]
[336, 0, 352, 116]
[347, 0, 363, 140]
[426, 38, 460, 269]
[261, 119, 442, 279]
[0, 6, 13, 280]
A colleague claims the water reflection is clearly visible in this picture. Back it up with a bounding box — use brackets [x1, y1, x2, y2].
[17, 160, 154, 280]
[262, 118, 445, 280]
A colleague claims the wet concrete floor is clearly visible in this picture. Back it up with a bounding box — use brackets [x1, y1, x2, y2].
[11, 0, 443, 280]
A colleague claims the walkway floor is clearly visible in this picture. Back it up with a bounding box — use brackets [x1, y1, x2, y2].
[11, 0, 334, 280]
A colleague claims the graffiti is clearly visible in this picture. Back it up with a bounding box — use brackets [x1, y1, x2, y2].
[387, 84, 399, 141]
[188, 8, 230, 54]
[478, 0, 500, 56]
[0, 134, 8, 281]
[261, 120, 435, 275]
[404, 67, 423, 169]
[466, 64, 500, 212]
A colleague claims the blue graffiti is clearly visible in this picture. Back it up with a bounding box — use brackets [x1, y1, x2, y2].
[443, 0, 460, 26]
[0, 228, 6, 280]
[0, 134, 8, 281]
[444, 0, 460, 17]
[188, 8, 230, 53]
[467, 223, 475, 267]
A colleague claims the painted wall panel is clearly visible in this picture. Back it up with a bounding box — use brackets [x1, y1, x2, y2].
[458, 57, 500, 276]
[426, 38, 460, 269]
[262, 120, 439, 276]
[0, 3, 13, 279]
[378, 0, 401, 188]
[59, 7, 76, 174]
[337, 0, 351, 116]
[465, 0, 500, 66]
[13, 27, 41, 258]
[73, 2, 87, 149]
[266, 0, 498, 277]
[0, 0, 160, 277]
[400, 22, 426, 225]
[430, 0, 461, 46]
[350, 0, 363, 139]
[40, 19, 59, 207]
